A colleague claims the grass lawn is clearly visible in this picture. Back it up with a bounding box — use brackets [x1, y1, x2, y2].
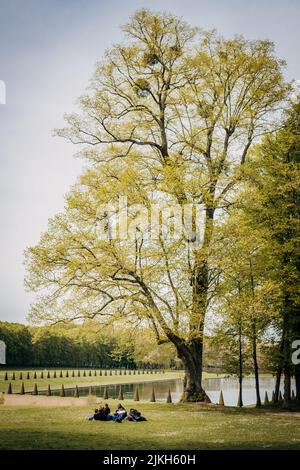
[0, 401, 299, 450]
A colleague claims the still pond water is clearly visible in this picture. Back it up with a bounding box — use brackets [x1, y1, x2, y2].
[44, 376, 296, 406]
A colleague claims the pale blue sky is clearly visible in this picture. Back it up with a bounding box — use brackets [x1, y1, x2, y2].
[0, 0, 299, 323]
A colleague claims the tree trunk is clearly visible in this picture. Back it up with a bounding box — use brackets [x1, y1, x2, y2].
[238, 320, 243, 407]
[274, 332, 285, 402]
[180, 204, 215, 403]
[295, 370, 300, 403]
[249, 272, 261, 407]
[283, 370, 291, 409]
[282, 340, 291, 409]
[252, 323, 261, 407]
[274, 367, 282, 403]
[282, 306, 291, 409]
[176, 339, 210, 402]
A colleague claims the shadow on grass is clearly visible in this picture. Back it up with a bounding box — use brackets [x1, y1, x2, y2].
[0, 428, 299, 450]
[186, 403, 300, 416]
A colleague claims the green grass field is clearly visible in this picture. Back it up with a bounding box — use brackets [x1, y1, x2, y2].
[0, 401, 299, 450]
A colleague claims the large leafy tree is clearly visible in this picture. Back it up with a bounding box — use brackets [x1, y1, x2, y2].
[25, 9, 288, 401]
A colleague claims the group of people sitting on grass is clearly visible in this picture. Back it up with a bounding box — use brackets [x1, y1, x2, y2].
[88, 403, 147, 423]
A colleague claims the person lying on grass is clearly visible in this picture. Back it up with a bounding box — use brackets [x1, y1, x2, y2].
[125, 408, 147, 422]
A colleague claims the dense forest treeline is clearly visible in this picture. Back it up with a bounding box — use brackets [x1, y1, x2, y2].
[0, 321, 175, 368]
[0, 319, 272, 373]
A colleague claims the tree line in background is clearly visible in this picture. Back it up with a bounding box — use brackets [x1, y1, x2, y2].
[0, 317, 269, 373]
[0, 321, 175, 368]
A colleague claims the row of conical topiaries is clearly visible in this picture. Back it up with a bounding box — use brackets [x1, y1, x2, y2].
[2, 369, 165, 380]
[217, 389, 294, 407]
[5, 381, 294, 406]
[4, 382, 173, 402]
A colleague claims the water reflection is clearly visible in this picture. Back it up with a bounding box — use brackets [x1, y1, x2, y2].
[42, 375, 296, 406]
[203, 376, 296, 406]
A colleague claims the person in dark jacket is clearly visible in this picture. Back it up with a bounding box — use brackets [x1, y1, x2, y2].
[129, 408, 147, 421]
[93, 406, 107, 421]
[104, 403, 111, 417]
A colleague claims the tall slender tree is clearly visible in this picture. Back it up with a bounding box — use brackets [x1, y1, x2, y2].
[212, 213, 280, 406]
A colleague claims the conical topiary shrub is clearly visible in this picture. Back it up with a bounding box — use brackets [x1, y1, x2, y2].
[32, 383, 38, 396]
[104, 370, 107, 376]
[66, 370, 69, 378]
[40, 371, 44, 379]
[74, 385, 79, 398]
[137, 369, 140, 375]
[83, 370, 86, 377]
[133, 370, 136, 375]
[78, 370, 81, 377]
[26, 372, 30, 380]
[12, 372, 15, 380]
[119, 369, 122, 375]
[128, 370, 131, 375]
[20, 382, 25, 395]
[104, 386, 109, 400]
[59, 371, 63, 378]
[219, 390, 224, 406]
[150, 386, 156, 402]
[133, 387, 140, 402]
[100, 370, 102, 376]
[7, 382, 12, 394]
[47, 371, 50, 379]
[124, 369, 127, 375]
[33, 371, 37, 379]
[264, 391, 269, 405]
[166, 389, 172, 403]
[53, 371, 57, 378]
[118, 386, 123, 401]
[114, 370, 117, 375]
[94, 370, 97, 376]
[4, 372, 8, 381]
[89, 370, 92, 377]
[19, 372, 23, 380]
[72, 370, 75, 378]
[109, 369, 112, 376]
[46, 384, 52, 396]
[60, 384, 65, 397]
